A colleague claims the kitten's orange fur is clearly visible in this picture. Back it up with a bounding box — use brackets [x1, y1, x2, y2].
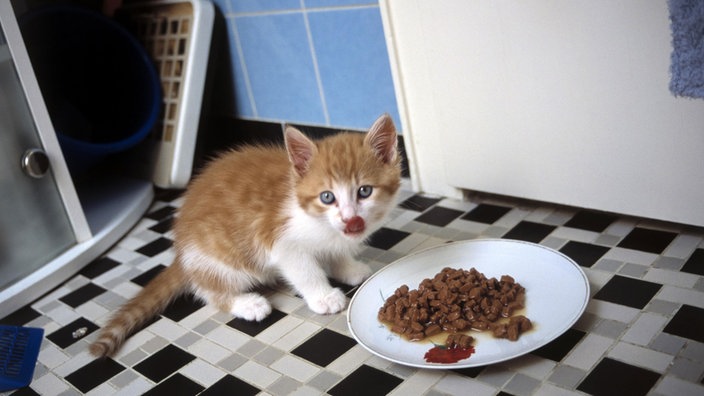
[90, 114, 401, 357]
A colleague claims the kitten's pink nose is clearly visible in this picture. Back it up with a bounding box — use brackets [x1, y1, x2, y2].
[344, 216, 365, 234]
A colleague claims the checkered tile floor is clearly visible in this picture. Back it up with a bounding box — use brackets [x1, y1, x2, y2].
[2, 182, 704, 395]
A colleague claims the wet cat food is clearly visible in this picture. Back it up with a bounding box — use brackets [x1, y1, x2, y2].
[378, 267, 532, 346]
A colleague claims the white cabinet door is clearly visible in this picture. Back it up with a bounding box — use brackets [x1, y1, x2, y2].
[382, 0, 704, 226]
[0, 32, 75, 290]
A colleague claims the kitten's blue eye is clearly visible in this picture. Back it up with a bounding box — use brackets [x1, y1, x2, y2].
[320, 191, 336, 205]
[358, 185, 373, 199]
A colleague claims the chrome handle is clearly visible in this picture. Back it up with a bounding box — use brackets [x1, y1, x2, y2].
[21, 148, 50, 178]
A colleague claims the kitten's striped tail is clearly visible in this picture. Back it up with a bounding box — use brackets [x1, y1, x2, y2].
[89, 262, 186, 357]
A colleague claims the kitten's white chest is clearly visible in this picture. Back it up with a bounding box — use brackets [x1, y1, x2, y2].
[275, 199, 359, 257]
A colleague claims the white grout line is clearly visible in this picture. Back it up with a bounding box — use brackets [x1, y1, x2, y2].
[301, 0, 330, 126]
[227, 15, 259, 117]
[224, 3, 379, 18]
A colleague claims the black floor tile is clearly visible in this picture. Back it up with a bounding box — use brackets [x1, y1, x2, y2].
[79, 257, 120, 279]
[564, 210, 617, 232]
[663, 304, 704, 343]
[131, 264, 167, 287]
[414, 206, 465, 227]
[200, 375, 260, 396]
[292, 328, 357, 367]
[366, 227, 411, 250]
[461, 204, 511, 224]
[617, 227, 677, 254]
[136, 237, 173, 257]
[531, 328, 586, 362]
[59, 283, 107, 308]
[145, 205, 178, 221]
[149, 216, 174, 234]
[153, 189, 184, 203]
[6, 386, 40, 395]
[559, 241, 610, 267]
[46, 317, 99, 349]
[681, 248, 704, 276]
[398, 195, 441, 212]
[162, 294, 206, 322]
[328, 364, 403, 396]
[142, 373, 204, 396]
[329, 278, 356, 295]
[593, 275, 662, 309]
[133, 344, 196, 383]
[452, 366, 486, 378]
[577, 357, 660, 396]
[65, 358, 125, 393]
[226, 309, 287, 337]
[0, 306, 40, 326]
[502, 221, 556, 243]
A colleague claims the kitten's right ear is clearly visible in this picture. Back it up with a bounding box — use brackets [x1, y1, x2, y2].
[365, 113, 398, 164]
[284, 125, 317, 177]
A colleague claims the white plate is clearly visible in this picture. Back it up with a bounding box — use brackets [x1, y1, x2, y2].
[347, 239, 590, 368]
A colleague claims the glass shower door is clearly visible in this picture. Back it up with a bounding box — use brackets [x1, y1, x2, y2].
[0, 19, 77, 291]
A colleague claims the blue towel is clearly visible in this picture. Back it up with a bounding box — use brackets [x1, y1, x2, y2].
[668, 0, 704, 99]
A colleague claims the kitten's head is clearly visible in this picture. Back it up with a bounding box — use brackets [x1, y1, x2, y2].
[285, 114, 402, 240]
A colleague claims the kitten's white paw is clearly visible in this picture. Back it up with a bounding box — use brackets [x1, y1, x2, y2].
[306, 288, 347, 315]
[230, 293, 272, 321]
[333, 261, 373, 286]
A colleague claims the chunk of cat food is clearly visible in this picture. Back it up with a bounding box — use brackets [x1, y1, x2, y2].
[344, 216, 366, 234]
[424, 323, 442, 337]
[491, 315, 532, 341]
[378, 267, 530, 345]
[445, 333, 474, 349]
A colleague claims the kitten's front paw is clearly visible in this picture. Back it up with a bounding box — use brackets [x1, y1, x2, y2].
[306, 288, 347, 315]
[333, 261, 373, 286]
[230, 293, 272, 321]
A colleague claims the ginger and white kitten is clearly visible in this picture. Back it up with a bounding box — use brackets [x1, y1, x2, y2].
[90, 113, 402, 357]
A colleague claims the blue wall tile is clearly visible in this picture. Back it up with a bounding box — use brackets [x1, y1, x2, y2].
[230, 0, 301, 13]
[225, 19, 255, 118]
[219, 1, 400, 132]
[235, 13, 326, 124]
[308, 8, 400, 129]
[228, 0, 301, 14]
[305, 0, 378, 7]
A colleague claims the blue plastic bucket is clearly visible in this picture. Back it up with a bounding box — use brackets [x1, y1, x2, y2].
[20, 6, 161, 174]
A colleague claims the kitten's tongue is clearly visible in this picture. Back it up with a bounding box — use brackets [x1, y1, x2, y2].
[344, 216, 366, 234]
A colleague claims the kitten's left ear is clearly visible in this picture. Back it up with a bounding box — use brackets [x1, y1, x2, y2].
[365, 113, 398, 164]
[284, 125, 317, 176]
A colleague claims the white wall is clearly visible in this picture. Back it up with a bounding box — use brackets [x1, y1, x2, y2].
[381, 0, 704, 227]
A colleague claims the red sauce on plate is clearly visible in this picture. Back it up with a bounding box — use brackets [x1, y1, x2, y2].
[423, 344, 475, 364]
